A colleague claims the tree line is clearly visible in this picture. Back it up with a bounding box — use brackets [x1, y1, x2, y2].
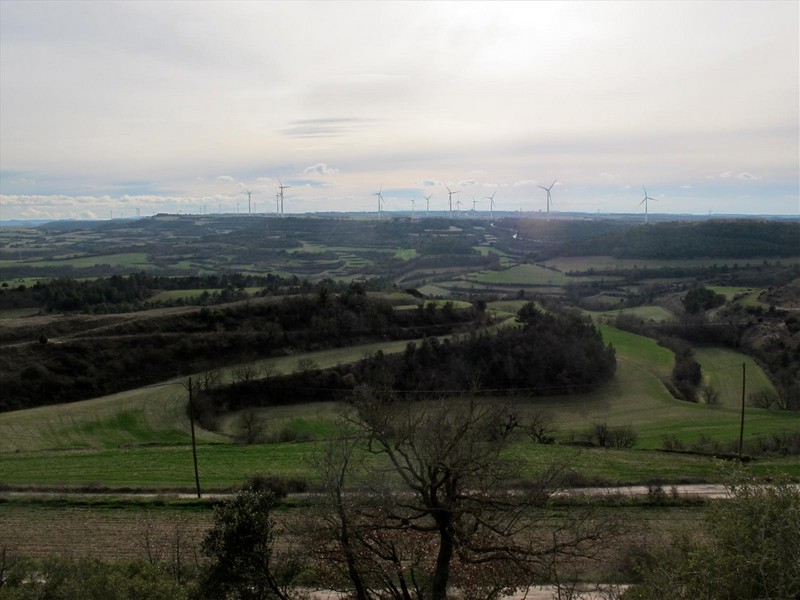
[559, 220, 800, 259]
[0, 286, 482, 412]
[193, 302, 616, 429]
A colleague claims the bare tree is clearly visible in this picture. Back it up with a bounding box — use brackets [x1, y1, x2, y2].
[314, 387, 619, 600]
[525, 410, 557, 444]
[236, 409, 266, 445]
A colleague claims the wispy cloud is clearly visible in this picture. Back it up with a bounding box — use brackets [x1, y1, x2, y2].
[280, 118, 378, 139]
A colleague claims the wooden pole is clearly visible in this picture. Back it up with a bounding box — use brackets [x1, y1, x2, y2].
[738, 363, 746, 458]
[188, 378, 202, 498]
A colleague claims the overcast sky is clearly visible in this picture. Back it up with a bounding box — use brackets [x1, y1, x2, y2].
[1, 0, 798, 220]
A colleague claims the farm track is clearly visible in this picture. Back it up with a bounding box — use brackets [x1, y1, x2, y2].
[0, 483, 748, 501]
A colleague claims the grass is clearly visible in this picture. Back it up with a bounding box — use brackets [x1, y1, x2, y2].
[694, 347, 776, 408]
[707, 286, 768, 308]
[2, 320, 797, 488]
[393, 249, 417, 260]
[542, 256, 800, 273]
[590, 305, 675, 322]
[467, 264, 576, 286]
[0, 337, 435, 453]
[4, 252, 151, 269]
[0, 307, 41, 319]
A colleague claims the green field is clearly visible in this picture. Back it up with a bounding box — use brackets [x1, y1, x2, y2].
[541, 256, 800, 273]
[1, 252, 151, 270]
[467, 264, 577, 286]
[707, 286, 768, 308]
[2, 323, 797, 488]
[590, 305, 675, 322]
[694, 347, 776, 408]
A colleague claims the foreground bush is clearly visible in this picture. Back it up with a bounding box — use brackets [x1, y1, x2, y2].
[625, 470, 800, 599]
[0, 558, 189, 600]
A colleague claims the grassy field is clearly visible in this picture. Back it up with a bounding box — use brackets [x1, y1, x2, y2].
[0, 337, 437, 453]
[541, 256, 800, 273]
[707, 286, 768, 308]
[467, 264, 578, 287]
[0, 307, 41, 319]
[694, 347, 776, 407]
[1, 252, 151, 270]
[589, 305, 675, 322]
[2, 323, 797, 489]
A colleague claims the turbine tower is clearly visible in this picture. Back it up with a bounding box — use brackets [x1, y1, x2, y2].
[244, 190, 254, 215]
[410, 197, 416, 217]
[275, 192, 280, 215]
[472, 196, 479, 212]
[445, 184, 460, 217]
[373, 185, 384, 219]
[484, 191, 497, 219]
[640, 187, 657, 224]
[456, 198, 463, 215]
[424, 194, 432, 214]
[278, 178, 290, 216]
[538, 179, 557, 221]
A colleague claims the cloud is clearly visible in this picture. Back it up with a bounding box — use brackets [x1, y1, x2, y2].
[735, 172, 760, 180]
[303, 163, 339, 176]
[514, 179, 538, 186]
[599, 172, 619, 181]
[719, 171, 732, 179]
[216, 175, 235, 182]
[680, 185, 692, 189]
[421, 180, 441, 187]
[279, 118, 378, 139]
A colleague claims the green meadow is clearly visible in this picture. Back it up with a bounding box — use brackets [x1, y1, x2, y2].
[541, 256, 800, 273]
[1, 323, 796, 489]
[2, 252, 151, 270]
[467, 264, 578, 287]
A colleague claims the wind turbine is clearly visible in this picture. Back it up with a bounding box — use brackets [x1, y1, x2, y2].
[410, 197, 416, 217]
[424, 194, 432, 214]
[278, 178, 290, 216]
[373, 185, 384, 218]
[275, 192, 280, 215]
[484, 191, 497, 219]
[472, 196, 479, 212]
[244, 190, 254, 215]
[640, 187, 657, 224]
[538, 179, 557, 221]
[445, 184, 460, 217]
[456, 198, 463, 215]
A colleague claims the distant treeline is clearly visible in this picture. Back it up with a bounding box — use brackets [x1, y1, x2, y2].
[556, 220, 800, 259]
[0, 286, 481, 412]
[0, 272, 315, 313]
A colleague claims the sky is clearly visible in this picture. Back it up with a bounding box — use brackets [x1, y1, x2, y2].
[1, 0, 798, 221]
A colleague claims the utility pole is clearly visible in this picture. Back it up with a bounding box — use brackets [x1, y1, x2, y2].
[188, 378, 202, 498]
[738, 363, 746, 458]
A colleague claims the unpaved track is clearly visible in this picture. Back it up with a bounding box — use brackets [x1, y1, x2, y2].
[0, 483, 742, 501]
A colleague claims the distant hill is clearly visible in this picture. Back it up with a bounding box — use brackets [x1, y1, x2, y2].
[553, 220, 800, 259]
